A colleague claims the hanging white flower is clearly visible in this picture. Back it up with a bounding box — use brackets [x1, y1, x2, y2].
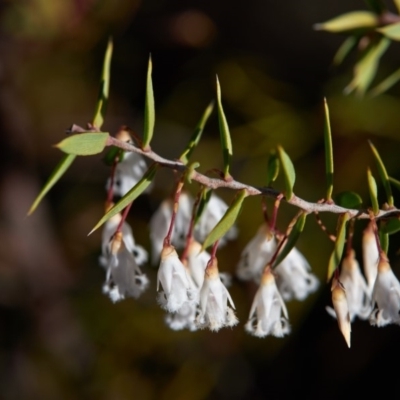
[245, 267, 290, 338]
[196, 257, 238, 331]
[275, 247, 319, 301]
[362, 222, 379, 294]
[164, 301, 199, 331]
[370, 255, 400, 327]
[149, 192, 193, 263]
[330, 278, 351, 348]
[326, 250, 372, 321]
[102, 232, 149, 303]
[185, 240, 211, 288]
[157, 245, 194, 312]
[236, 224, 277, 282]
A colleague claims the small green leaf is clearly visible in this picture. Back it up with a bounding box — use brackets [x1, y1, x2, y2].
[216, 76, 233, 179]
[380, 218, 400, 234]
[379, 230, 389, 253]
[369, 67, 400, 97]
[195, 188, 212, 225]
[367, 168, 379, 215]
[334, 191, 363, 209]
[179, 101, 214, 164]
[201, 189, 247, 250]
[142, 56, 155, 151]
[327, 213, 350, 281]
[92, 38, 113, 129]
[266, 150, 280, 186]
[272, 212, 307, 268]
[277, 145, 295, 201]
[314, 11, 378, 33]
[389, 176, 400, 191]
[27, 154, 76, 215]
[377, 22, 400, 40]
[364, 0, 386, 13]
[345, 37, 390, 95]
[55, 132, 109, 156]
[185, 162, 200, 184]
[323, 98, 334, 201]
[89, 163, 158, 234]
[333, 36, 358, 66]
[369, 140, 393, 206]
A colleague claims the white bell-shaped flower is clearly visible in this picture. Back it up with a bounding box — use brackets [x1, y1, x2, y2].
[236, 224, 277, 282]
[370, 254, 400, 327]
[157, 245, 194, 312]
[245, 267, 290, 338]
[330, 278, 351, 348]
[102, 232, 149, 303]
[164, 302, 199, 331]
[196, 257, 238, 331]
[275, 247, 319, 301]
[362, 222, 379, 294]
[149, 192, 193, 263]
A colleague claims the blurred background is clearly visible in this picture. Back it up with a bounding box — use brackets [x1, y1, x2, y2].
[2, 0, 400, 399]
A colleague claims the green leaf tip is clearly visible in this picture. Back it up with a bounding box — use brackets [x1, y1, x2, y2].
[323, 98, 334, 201]
[277, 145, 296, 201]
[179, 101, 214, 164]
[201, 189, 247, 251]
[334, 191, 363, 209]
[142, 55, 155, 151]
[377, 22, 400, 41]
[314, 11, 378, 33]
[27, 154, 76, 215]
[368, 140, 393, 206]
[89, 163, 158, 235]
[216, 76, 233, 180]
[54, 132, 109, 156]
[266, 150, 279, 186]
[367, 168, 379, 215]
[92, 38, 113, 129]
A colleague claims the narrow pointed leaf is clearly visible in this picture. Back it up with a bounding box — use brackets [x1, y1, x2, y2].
[314, 11, 378, 32]
[369, 140, 393, 206]
[379, 231, 389, 253]
[266, 150, 279, 186]
[179, 101, 214, 164]
[327, 213, 350, 281]
[345, 37, 390, 95]
[367, 168, 379, 215]
[377, 22, 400, 40]
[364, 0, 386, 13]
[55, 132, 109, 156]
[333, 36, 358, 66]
[334, 191, 363, 209]
[323, 98, 334, 201]
[201, 189, 247, 250]
[369, 67, 400, 97]
[389, 176, 400, 191]
[216, 77, 233, 179]
[27, 154, 76, 215]
[277, 145, 295, 200]
[195, 188, 212, 225]
[89, 163, 158, 234]
[92, 38, 113, 129]
[142, 56, 155, 150]
[380, 218, 400, 234]
[272, 212, 307, 268]
[395, 0, 400, 14]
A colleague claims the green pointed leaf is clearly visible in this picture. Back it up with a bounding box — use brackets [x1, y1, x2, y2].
[314, 11, 378, 33]
[201, 189, 247, 250]
[89, 163, 158, 234]
[377, 22, 400, 40]
[327, 213, 350, 281]
[323, 98, 334, 201]
[345, 37, 390, 95]
[379, 230, 389, 253]
[367, 168, 379, 215]
[369, 67, 400, 97]
[266, 150, 280, 186]
[216, 76, 233, 179]
[369, 140, 393, 206]
[142, 56, 155, 151]
[92, 38, 113, 129]
[364, 0, 386, 13]
[27, 154, 76, 215]
[389, 176, 400, 191]
[277, 146, 295, 201]
[55, 132, 109, 156]
[179, 101, 214, 164]
[380, 218, 400, 234]
[333, 36, 358, 66]
[272, 212, 307, 268]
[334, 191, 363, 209]
[195, 188, 212, 225]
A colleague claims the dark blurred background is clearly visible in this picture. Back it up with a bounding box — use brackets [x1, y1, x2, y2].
[2, 0, 400, 399]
